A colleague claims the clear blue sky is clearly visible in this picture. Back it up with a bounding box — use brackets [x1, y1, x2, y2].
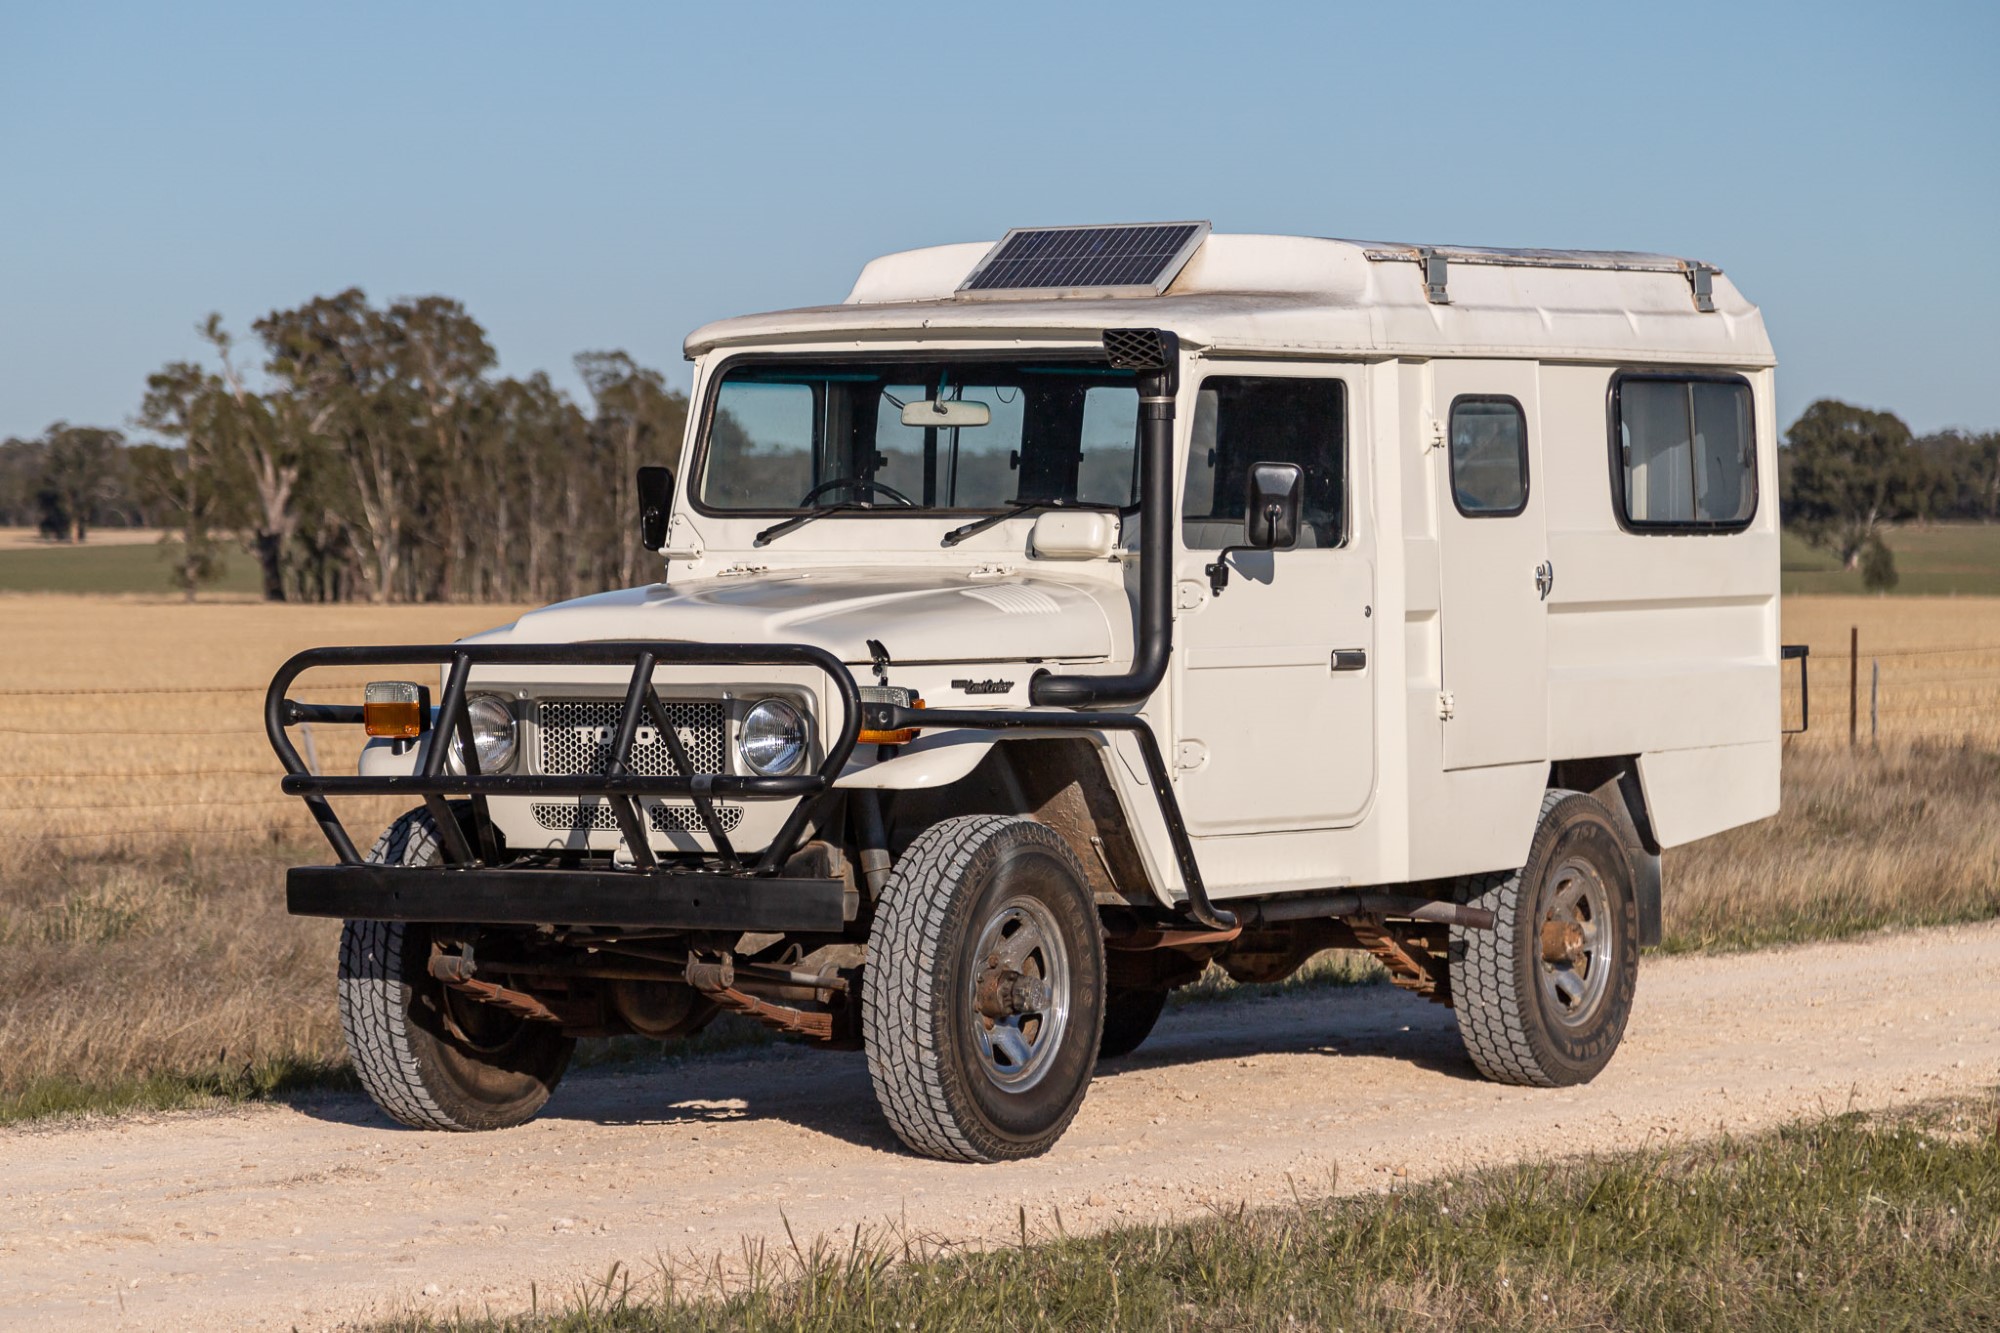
[2, 0, 1995, 442]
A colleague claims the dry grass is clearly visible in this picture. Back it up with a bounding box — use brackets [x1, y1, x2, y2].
[0, 838, 345, 1118]
[0, 593, 527, 849]
[1667, 737, 2000, 951]
[0, 594, 1997, 1120]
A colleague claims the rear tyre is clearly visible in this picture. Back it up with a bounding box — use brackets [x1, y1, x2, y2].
[864, 815, 1106, 1162]
[338, 807, 575, 1131]
[1098, 987, 1169, 1059]
[1450, 789, 1640, 1088]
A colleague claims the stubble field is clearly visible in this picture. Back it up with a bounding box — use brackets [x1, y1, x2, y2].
[0, 592, 1996, 1119]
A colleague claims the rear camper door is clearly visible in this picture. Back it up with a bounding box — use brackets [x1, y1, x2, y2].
[1432, 361, 1548, 770]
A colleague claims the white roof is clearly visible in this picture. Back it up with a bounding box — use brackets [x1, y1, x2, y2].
[685, 232, 1773, 367]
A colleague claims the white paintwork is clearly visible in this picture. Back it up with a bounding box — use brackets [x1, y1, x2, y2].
[496, 570, 1118, 665]
[1172, 361, 1376, 835]
[688, 234, 1772, 370]
[834, 732, 995, 790]
[1028, 511, 1119, 560]
[440, 229, 1783, 903]
[1431, 359, 1547, 769]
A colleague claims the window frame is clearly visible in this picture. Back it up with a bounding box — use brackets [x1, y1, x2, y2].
[1445, 393, 1531, 519]
[1605, 369, 1759, 535]
[1179, 369, 1351, 552]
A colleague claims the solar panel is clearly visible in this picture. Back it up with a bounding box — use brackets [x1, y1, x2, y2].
[958, 221, 1210, 298]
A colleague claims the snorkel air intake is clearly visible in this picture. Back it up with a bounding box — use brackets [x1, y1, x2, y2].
[1030, 329, 1179, 709]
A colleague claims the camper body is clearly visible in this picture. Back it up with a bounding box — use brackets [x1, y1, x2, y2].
[270, 228, 1785, 1160]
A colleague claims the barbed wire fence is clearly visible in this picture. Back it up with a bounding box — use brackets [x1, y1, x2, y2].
[0, 635, 1995, 843]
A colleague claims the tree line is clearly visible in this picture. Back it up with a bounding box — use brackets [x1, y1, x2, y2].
[2, 295, 1994, 601]
[1778, 400, 2000, 589]
[1, 292, 686, 603]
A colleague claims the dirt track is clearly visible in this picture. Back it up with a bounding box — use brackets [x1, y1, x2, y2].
[3, 921, 1996, 1330]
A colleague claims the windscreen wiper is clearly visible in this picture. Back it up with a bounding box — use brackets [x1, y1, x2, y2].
[755, 502, 876, 546]
[941, 500, 1117, 548]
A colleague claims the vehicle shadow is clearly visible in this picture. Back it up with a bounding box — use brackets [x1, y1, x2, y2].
[1107, 985, 1480, 1083]
[286, 986, 1480, 1145]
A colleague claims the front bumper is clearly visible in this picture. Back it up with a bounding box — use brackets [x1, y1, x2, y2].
[287, 863, 853, 931]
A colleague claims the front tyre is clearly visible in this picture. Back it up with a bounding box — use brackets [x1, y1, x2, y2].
[863, 815, 1106, 1162]
[338, 808, 575, 1131]
[1451, 790, 1640, 1088]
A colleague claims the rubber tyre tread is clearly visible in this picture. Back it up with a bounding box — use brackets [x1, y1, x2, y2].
[338, 807, 574, 1132]
[1449, 789, 1640, 1089]
[863, 815, 1105, 1163]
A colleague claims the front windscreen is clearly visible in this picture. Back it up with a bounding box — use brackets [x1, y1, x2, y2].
[696, 359, 1140, 512]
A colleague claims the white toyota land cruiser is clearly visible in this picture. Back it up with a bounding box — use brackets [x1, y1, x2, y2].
[268, 224, 1797, 1161]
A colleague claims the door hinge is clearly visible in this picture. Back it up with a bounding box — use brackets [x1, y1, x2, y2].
[1438, 691, 1455, 721]
[1174, 739, 1208, 772]
[1425, 417, 1446, 451]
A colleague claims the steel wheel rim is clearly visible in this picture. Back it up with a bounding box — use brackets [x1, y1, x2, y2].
[1536, 856, 1613, 1030]
[966, 894, 1072, 1093]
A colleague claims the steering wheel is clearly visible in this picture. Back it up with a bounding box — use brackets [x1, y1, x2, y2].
[797, 476, 917, 508]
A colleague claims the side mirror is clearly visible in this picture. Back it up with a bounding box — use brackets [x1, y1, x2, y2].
[637, 465, 674, 551]
[1205, 461, 1304, 596]
[1243, 461, 1304, 550]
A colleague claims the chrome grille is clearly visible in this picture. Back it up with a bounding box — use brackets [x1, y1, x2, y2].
[531, 801, 745, 834]
[536, 698, 727, 777]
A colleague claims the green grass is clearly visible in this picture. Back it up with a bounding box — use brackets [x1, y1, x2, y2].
[382, 1096, 2000, 1332]
[0, 538, 263, 595]
[1783, 523, 2000, 596]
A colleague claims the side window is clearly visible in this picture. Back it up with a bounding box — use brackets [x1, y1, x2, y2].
[1613, 374, 1756, 530]
[1181, 376, 1345, 550]
[1448, 396, 1529, 516]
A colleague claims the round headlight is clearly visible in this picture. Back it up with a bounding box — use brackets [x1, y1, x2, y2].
[739, 698, 808, 776]
[446, 694, 517, 774]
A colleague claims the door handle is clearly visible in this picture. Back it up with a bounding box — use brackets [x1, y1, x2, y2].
[1331, 649, 1367, 672]
[1534, 560, 1555, 601]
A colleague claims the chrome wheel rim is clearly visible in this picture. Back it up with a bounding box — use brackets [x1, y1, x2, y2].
[966, 895, 1072, 1093]
[1536, 856, 1613, 1029]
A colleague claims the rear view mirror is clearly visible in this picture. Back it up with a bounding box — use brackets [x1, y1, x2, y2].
[901, 399, 992, 429]
[1205, 461, 1305, 597]
[637, 466, 675, 551]
[1244, 461, 1304, 549]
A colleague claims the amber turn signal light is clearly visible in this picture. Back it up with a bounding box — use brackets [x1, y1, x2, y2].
[364, 681, 428, 739]
[857, 687, 922, 745]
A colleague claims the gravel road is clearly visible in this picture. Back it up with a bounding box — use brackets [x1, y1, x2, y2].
[3, 920, 1995, 1330]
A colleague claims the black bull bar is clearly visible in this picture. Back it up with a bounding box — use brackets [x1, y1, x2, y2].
[266, 641, 864, 931]
[267, 641, 1237, 933]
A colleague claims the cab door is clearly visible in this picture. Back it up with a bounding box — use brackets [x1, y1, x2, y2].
[1431, 361, 1548, 770]
[1172, 365, 1376, 834]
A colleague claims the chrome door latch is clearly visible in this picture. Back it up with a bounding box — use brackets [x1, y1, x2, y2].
[1534, 560, 1555, 601]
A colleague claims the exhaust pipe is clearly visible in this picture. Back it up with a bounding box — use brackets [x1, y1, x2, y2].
[1031, 329, 1179, 709]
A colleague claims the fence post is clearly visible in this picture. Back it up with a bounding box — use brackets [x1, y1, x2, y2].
[1848, 626, 1858, 748]
[1870, 660, 1879, 748]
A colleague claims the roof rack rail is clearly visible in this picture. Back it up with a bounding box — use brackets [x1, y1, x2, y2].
[1349, 241, 1721, 312]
